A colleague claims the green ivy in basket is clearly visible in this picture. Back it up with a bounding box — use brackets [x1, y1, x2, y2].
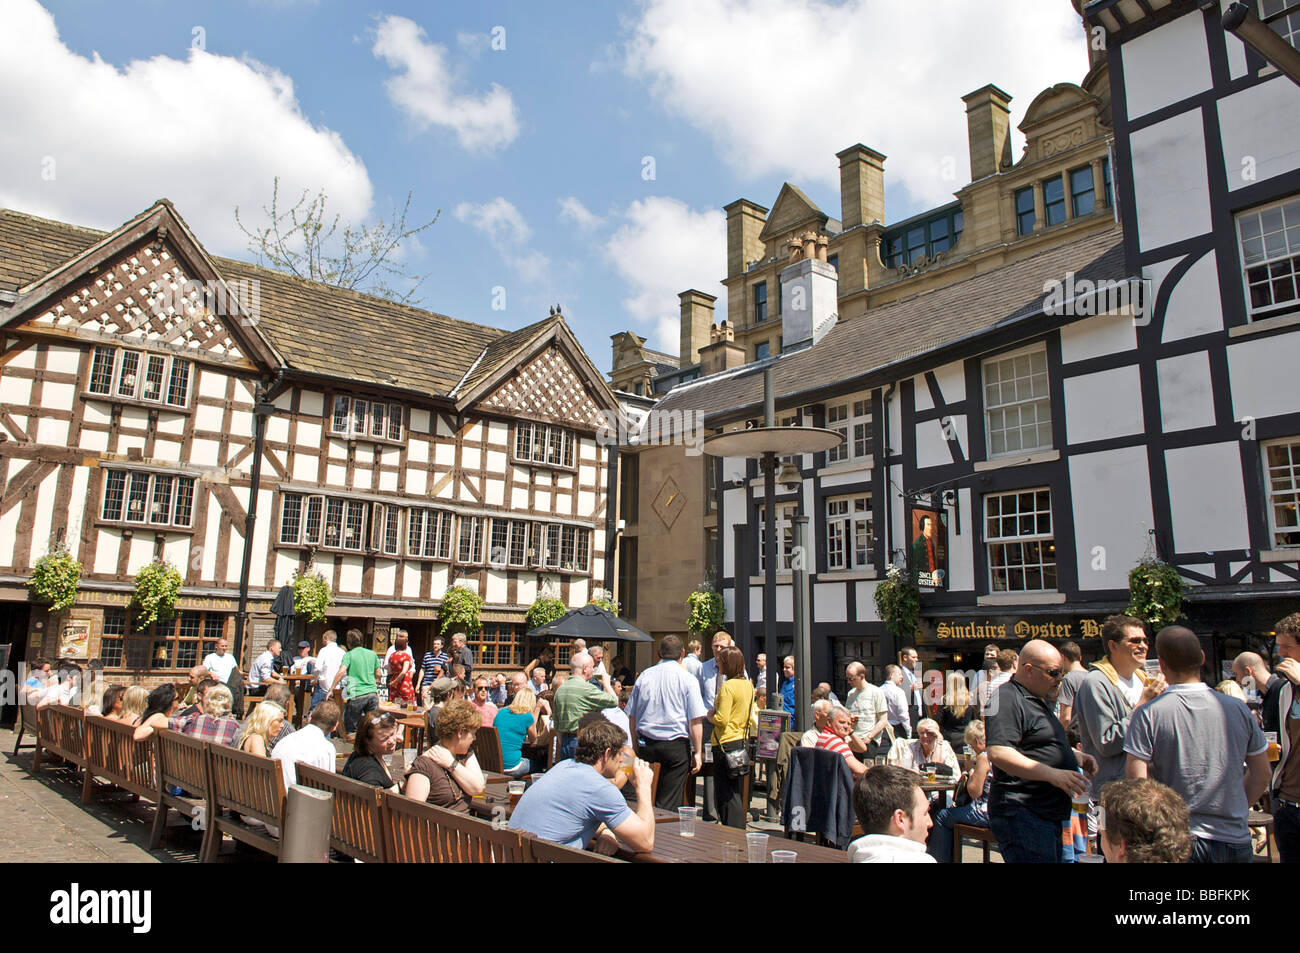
[292, 570, 333, 623]
[526, 596, 567, 631]
[132, 559, 183, 631]
[27, 544, 82, 613]
[873, 563, 921, 640]
[686, 581, 725, 637]
[1126, 557, 1186, 631]
[439, 584, 484, 636]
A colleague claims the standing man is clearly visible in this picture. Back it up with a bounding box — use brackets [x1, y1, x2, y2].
[899, 647, 923, 731]
[1233, 650, 1284, 732]
[1124, 626, 1270, 863]
[248, 639, 286, 696]
[552, 651, 618, 761]
[625, 634, 707, 811]
[529, 665, 548, 697]
[978, 650, 1017, 718]
[779, 655, 797, 716]
[590, 645, 608, 681]
[1074, 615, 1164, 799]
[970, 643, 1000, 697]
[683, 640, 703, 679]
[880, 664, 911, 740]
[697, 631, 735, 710]
[1056, 640, 1088, 728]
[754, 652, 767, 691]
[1269, 612, 1300, 863]
[986, 640, 1097, 863]
[449, 632, 474, 681]
[330, 629, 382, 739]
[203, 637, 243, 714]
[314, 629, 344, 713]
[417, 636, 449, 701]
[845, 662, 890, 758]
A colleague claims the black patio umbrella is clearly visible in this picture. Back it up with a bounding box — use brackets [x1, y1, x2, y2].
[524, 604, 652, 643]
[271, 584, 296, 648]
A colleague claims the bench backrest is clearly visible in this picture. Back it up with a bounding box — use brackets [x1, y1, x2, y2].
[207, 744, 285, 830]
[382, 792, 528, 863]
[473, 725, 504, 774]
[83, 715, 156, 796]
[294, 763, 387, 863]
[154, 729, 210, 799]
[521, 833, 622, 863]
[37, 704, 86, 764]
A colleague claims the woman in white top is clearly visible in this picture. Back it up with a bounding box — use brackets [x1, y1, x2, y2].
[887, 717, 960, 777]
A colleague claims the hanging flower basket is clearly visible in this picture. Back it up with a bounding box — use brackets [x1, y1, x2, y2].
[132, 559, 182, 631]
[526, 597, 566, 630]
[873, 563, 921, 640]
[587, 587, 620, 615]
[27, 544, 82, 613]
[686, 581, 725, 637]
[1126, 558, 1186, 631]
[292, 569, 333, 623]
[439, 585, 484, 636]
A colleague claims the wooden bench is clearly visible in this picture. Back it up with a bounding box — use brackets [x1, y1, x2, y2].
[151, 729, 212, 852]
[13, 702, 39, 756]
[953, 823, 997, 863]
[202, 744, 286, 862]
[295, 762, 387, 863]
[521, 833, 623, 863]
[82, 714, 156, 804]
[382, 792, 529, 863]
[473, 725, 504, 774]
[34, 704, 86, 773]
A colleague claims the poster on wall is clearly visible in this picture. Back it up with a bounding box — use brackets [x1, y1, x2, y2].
[909, 505, 948, 591]
[58, 620, 91, 660]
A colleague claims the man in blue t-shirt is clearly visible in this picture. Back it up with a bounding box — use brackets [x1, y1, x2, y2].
[510, 718, 656, 856]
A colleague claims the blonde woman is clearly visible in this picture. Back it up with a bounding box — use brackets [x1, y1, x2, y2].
[927, 720, 993, 862]
[119, 685, 149, 725]
[236, 702, 285, 758]
[494, 687, 539, 777]
[1215, 679, 1248, 702]
[938, 671, 974, 750]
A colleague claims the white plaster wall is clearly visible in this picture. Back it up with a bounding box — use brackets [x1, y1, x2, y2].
[37, 416, 69, 446]
[198, 369, 225, 400]
[203, 503, 220, 580]
[195, 403, 224, 432]
[1063, 365, 1145, 445]
[486, 479, 505, 506]
[43, 381, 75, 410]
[435, 442, 455, 466]
[80, 428, 108, 452]
[1228, 331, 1300, 421]
[934, 360, 966, 404]
[1222, 0, 1248, 80]
[407, 438, 429, 464]
[516, 575, 537, 606]
[949, 488, 975, 592]
[30, 469, 57, 558]
[1157, 351, 1216, 432]
[749, 584, 793, 623]
[1069, 446, 1155, 590]
[855, 581, 882, 622]
[297, 420, 321, 448]
[1157, 251, 1224, 343]
[373, 562, 396, 598]
[814, 582, 847, 623]
[274, 552, 298, 589]
[163, 536, 189, 570]
[127, 536, 154, 574]
[1121, 11, 1212, 119]
[339, 555, 363, 593]
[1059, 310, 1137, 364]
[916, 416, 966, 469]
[1219, 78, 1300, 190]
[294, 453, 318, 482]
[152, 435, 181, 463]
[1165, 443, 1250, 552]
[1130, 110, 1213, 252]
[410, 408, 431, 434]
[914, 375, 933, 413]
[66, 467, 90, 555]
[45, 345, 81, 374]
[92, 529, 120, 575]
[225, 528, 245, 584]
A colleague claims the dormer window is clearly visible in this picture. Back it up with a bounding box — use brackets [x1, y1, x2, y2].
[514, 422, 575, 468]
[86, 346, 191, 409]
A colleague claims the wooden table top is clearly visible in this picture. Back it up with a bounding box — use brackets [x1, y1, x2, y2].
[467, 781, 679, 825]
[618, 823, 848, 864]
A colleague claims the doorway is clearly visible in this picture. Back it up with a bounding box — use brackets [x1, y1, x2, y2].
[0, 603, 32, 726]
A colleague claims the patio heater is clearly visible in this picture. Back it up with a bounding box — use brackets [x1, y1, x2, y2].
[702, 367, 842, 731]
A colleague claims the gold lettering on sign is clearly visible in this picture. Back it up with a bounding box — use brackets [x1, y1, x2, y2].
[1080, 619, 1100, 639]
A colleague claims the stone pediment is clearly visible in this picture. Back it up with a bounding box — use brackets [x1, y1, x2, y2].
[759, 183, 829, 243]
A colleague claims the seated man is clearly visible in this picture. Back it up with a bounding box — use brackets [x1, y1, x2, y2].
[169, 683, 241, 746]
[21, 658, 51, 704]
[271, 701, 341, 791]
[815, 705, 868, 778]
[848, 764, 936, 863]
[1099, 778, 1192, 863]
[179, 665, 210, 710]
[801, 699, 834, 747]
[174, 677, 218, 720]
[37, 663, 81, 708]
[249, 639, 287, 695]
[509, 718, 656, 856]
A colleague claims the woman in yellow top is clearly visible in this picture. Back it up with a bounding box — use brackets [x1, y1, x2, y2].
[706, 645, 755, 829]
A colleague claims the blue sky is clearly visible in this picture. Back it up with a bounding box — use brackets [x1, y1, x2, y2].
[1, 0, 1088, 374]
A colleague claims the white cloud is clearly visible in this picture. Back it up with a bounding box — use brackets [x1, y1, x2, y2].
[0, 0, 372, 254]
[605, 197, 725, 352]
[623, 0, 1087, 208]
[456, 32, 490, 57]
[455, 197, 550, 282]
[557, 196, 605, 231]
[373, 15, 519, 153]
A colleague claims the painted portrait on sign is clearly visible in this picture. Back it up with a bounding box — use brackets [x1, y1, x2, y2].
[909, 507, 948, 590]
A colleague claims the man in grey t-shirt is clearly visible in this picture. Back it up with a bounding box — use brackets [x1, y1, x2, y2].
[1056, 640, 1088, 728]
[1123, 626, 1272, 863]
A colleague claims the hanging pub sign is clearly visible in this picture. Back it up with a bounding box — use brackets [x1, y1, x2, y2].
[909, 504, 948, 591]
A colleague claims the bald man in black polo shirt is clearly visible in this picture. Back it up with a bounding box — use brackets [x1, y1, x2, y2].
[986, 640, 1098, 863]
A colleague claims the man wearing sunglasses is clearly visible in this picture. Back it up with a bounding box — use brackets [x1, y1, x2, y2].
[1073, 615, 1165, 802]
[987, 640, 1098, 863]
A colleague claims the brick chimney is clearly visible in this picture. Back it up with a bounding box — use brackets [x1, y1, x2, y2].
[836, 144, 887, 229]
[962, 85, 1013, 181]
[678, 289, 716, 368]
[698, 321, 746, 376]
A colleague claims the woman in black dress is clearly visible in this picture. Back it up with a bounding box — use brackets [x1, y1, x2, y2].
[342, 710, 401, 793]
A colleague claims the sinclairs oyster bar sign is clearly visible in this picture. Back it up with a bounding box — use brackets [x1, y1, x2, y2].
[929, 617, 1105, 641]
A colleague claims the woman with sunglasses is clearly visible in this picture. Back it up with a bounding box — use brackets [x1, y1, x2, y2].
[342, 710, 401, 793]
[404, 699, 485, 811]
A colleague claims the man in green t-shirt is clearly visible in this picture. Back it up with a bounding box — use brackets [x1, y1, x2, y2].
[553, 651, 618, 760]
[330, 628, 383, 738]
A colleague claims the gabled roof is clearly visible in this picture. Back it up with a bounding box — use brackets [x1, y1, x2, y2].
[758, 183, 831, 242]
[655, 227, 1127, 424]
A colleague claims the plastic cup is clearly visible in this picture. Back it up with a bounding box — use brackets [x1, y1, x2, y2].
[722, 843, 745, 863]
[746, 832, 769, 863]
[678, 806, 699, 837]
[1076, 852, 1104, 864]
[1072, 792, 1090, 812]
[771, 850, 797, 863]
[1143, 659, 1161, 678]
[507, 780, 526, 806]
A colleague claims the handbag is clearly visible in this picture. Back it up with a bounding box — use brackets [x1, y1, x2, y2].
[720, 739, 751, 777]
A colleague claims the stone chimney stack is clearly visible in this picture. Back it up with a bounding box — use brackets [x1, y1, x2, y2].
[836, 144, 887, 229]
[678, 289, 716, 367]
[962, 85, 1013, 181]
[780, 246, 839, 352]
[724, 199, 769, 277]
[698, 321, 746, 376]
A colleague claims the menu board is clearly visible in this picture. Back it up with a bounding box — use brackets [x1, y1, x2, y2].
[755, 709, 791, 760]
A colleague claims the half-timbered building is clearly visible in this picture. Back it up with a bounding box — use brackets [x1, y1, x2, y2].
[0, 199, 618, 696]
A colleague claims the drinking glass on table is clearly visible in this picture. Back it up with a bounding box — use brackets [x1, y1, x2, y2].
[746, 831, 769, 863]
[771, 850, 797, 863]
[678, 806, 699, 837]
[507, 780, 526, 806]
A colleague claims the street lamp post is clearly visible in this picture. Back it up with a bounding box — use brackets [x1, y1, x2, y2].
[702, 368, 842, 732]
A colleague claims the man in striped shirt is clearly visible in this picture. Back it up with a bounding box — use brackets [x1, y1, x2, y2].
[418, 637, 449, 701]
[816, 706, 869, 779]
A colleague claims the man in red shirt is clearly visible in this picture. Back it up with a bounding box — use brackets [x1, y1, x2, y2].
[816, 706, 869, 779]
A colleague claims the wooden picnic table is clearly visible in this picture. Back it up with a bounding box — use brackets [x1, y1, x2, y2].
[617, 822, 848, 863]
[281, 673, 315, 729]
[467, 780, 680, 824]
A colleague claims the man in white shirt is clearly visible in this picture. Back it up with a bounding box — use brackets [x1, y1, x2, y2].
[845, 662, 890, 757]
[978, 650, 1018, 717]
[314, 629, 345, 712]
[847, 764, 936, 864]
[800, 699, 834, 747]
[37, 662, 80, 708]
[900, 647, 923, 732]
[880, 665, 911, 740]
[754, 653, 767, 692]
[249, 639, 286, 695]
[590, 644, 608, 681]
[203, 638, 240, 687]
[271, 701, 341, 791]
[683, 640, 703, 678]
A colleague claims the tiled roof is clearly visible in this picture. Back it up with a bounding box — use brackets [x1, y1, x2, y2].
[655, 228, 1128, 423]
[0, 206, 540, 398]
